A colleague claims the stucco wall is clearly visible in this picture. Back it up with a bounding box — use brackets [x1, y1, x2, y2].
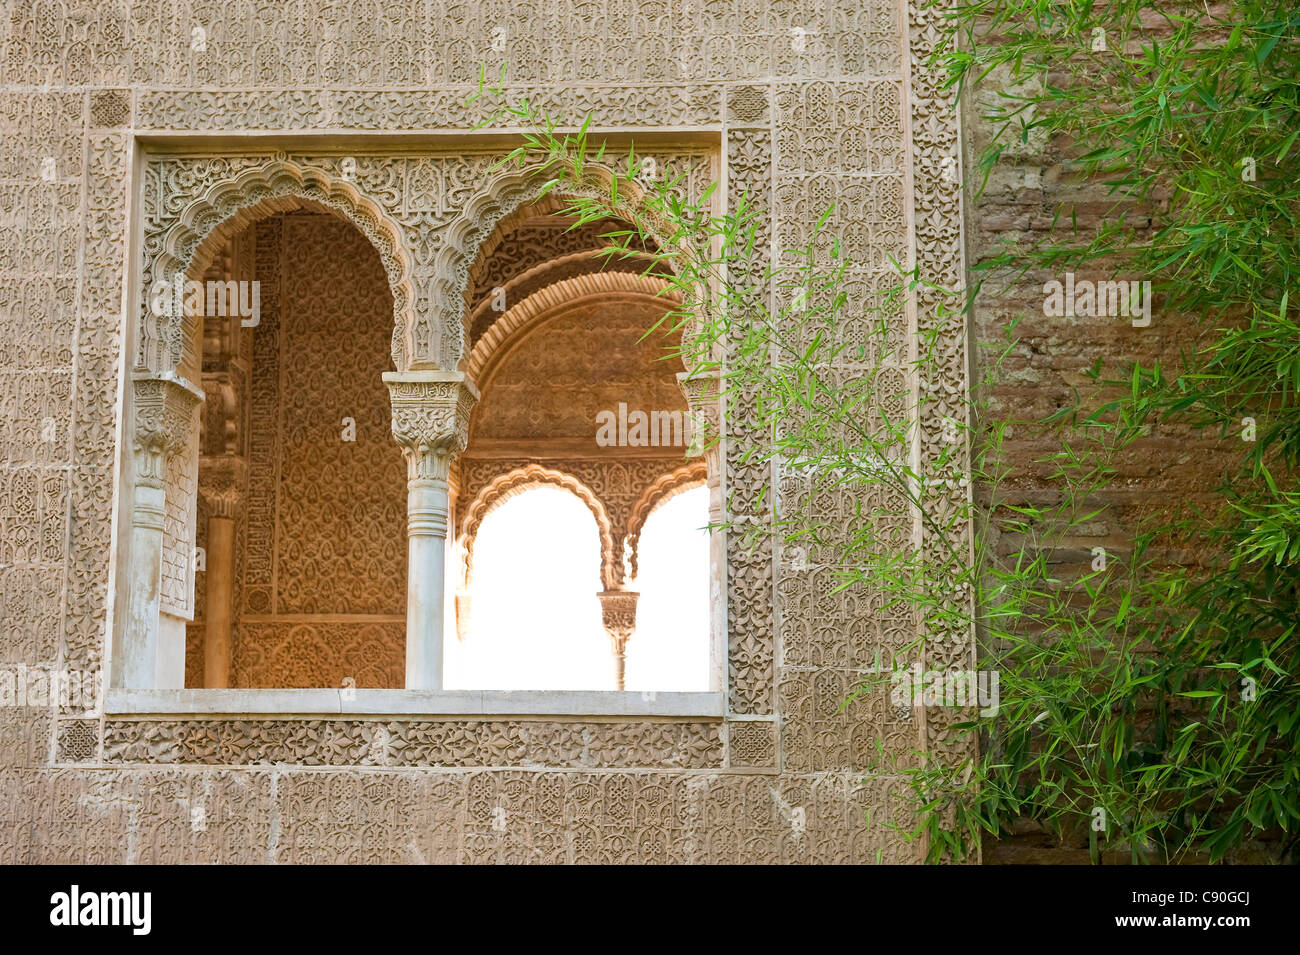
[0, 0, 967, 863]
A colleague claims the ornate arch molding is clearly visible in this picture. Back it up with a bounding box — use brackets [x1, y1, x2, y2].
[464, 191, 634, 296]
[465, 272, 681, 387]
[624, 462, 708, 582]
[437, 162, 685, 372]
[142, 158, 417, 378]
[468, 248, 669, 340]
[458, 464, 620, 592]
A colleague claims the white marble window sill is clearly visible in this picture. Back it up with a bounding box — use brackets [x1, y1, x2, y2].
[105, 688, 726, 718]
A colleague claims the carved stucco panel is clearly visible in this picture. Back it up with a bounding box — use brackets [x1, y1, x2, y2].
[0, 0, 968, 864]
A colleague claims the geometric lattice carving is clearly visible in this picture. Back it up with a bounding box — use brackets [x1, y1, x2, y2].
[724, 125, 777, 717]
[233, 622, 404, 690]
[89, 89, 130, 128]
[779, 670, 917, 774]
[57, 720, 99, 762]
[727, 720, 777, 769]
[907, 0, 978, 771]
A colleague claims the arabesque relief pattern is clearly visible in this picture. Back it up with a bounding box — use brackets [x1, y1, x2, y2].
[185, 214, 408, 689]
[139, 149, 710, 376]
[906, 1, 975, 770]
[3, 767, 913, 864]
[0, 0, 967, 863]
[103, 718, 723, 769]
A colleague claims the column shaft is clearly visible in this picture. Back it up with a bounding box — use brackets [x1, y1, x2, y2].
[119, 482, 166, 689]
[384, 371, 478, 692]
[203, 514, 236, 688]
[405, 475, 450, 690]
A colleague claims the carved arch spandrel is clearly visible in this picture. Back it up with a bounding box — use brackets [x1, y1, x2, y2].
[624, 462, 708, 582]
[458, 464, 620, 592]
[143, 158, 417, 378]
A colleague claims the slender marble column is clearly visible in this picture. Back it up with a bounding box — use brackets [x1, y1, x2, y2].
[384, 371, 479, 690]
[197, 457, 244, 689]
[202, 514, 234, 686]
[678, 370, 725, 692]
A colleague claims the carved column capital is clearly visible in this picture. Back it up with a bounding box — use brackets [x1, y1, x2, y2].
[598, 589, 639, 690]
[198, 456, 247, 518]
[677, 371, 723, 522]
[598, 589, 640, 642]
[676, 370, 722, 461]
[383, 371, 480, 483]
[131, 372, 203, 492]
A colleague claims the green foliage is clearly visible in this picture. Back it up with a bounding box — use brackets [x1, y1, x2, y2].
[924, 0, 1300, 863]
[470, 0, 1300, 862]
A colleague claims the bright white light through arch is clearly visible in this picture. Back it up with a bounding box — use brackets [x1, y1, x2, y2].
[446, 483, 710, 691]
[625, 485, 709, 691]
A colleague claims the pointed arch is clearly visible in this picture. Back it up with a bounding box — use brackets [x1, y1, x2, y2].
[466, 248, 671, 342]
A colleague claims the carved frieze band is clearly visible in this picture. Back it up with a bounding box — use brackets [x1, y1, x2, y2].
[102, 718, 723, 769]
